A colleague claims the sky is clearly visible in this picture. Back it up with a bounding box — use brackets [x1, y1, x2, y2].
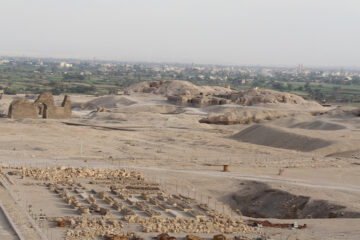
[0, 0, 359, 67]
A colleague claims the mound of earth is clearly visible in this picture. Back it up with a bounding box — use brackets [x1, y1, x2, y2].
[290, 120, 346, 131]
[125, 80, 232, 96]
[229, 88, 318, 106]
[231, 124, 332, 152]
[200, 109, 291, 125]
[226, 181, 360, 219]
[78, 96, 137, 110]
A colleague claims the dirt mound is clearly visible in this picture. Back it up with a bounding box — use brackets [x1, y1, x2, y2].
[230, 88, 319, 106]
[290, 120, 346, 131]
[80, 96, 137, 110]
[231, 124, 332, 152]
[125, 80, 232, 96]
[226, 181, 360, 219]
[200, 109, 291, 125]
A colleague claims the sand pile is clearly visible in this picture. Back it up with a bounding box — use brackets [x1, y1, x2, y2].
[230, 88, 319, 106]
[77, 96, 137, 110]
[200, 109, 291, 125]
[290, 120, 346, 131]
[231, 124, 332, 152]
[125, 80, 232, 96]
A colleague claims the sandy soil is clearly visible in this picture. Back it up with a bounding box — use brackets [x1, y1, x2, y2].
[1, 89, 360, 239]
[0, 207, 17, 240]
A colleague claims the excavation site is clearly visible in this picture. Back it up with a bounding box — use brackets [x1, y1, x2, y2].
[1, 80, 360, 240]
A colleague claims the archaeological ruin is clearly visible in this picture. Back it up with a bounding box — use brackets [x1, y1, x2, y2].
[8, 92, 72, 119]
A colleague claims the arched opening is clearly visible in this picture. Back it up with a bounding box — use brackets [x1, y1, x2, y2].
[42, 104, 48, 118]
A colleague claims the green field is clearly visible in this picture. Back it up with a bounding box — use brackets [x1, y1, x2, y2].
[1, 61, 360, 106]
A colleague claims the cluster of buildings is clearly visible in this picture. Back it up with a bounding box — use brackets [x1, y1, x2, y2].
[1, 57, 360, 85]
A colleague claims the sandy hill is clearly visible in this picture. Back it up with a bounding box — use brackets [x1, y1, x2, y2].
[231, 124, 332, 152]
[125, 80, 232, 96]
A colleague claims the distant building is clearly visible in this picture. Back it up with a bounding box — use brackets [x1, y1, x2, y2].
[0, 60, 9, 65]
[59, 62, 73, 68]
[241, 79, 254, 84]
[297, 64, 304, 74]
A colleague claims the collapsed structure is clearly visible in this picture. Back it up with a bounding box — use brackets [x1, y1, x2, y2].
[168, 87, 307, 107]
[8, 92, 72, 119]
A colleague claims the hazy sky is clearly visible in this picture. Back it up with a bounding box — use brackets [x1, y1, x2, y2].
[0, 0, 359, 66]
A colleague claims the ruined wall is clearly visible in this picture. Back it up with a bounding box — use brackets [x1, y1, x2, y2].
[44, 96, 72, 119]
[34, 92, 55, 116]
[8, 99, 38, 119]
[60, 95, 72, 118]
[35, 93, 72, 119]
[167, 95, 231, 107]
[8, 93, 72, 119]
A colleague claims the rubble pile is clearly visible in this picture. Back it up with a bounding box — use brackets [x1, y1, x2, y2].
[136, 216, 254, 234]
[2, 164, 260, 239]
[50, 216, 125, 240]
[18, 166, 143, 182]
[167, 95, 231, 107]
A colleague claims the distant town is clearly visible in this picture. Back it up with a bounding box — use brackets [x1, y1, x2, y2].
[1, 56, 360, 105]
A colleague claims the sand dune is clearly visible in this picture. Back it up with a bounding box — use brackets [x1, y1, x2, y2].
[231, 124, 332, 152]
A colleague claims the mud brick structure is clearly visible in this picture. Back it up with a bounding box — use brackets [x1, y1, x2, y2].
[8, 92, 72, 119]
[8, 98, 38, 119]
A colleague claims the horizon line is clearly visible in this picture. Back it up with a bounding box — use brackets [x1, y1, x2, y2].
[1, 54, 360, 71]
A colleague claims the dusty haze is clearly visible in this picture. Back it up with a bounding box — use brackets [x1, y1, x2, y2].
[0, 0, 360, 66]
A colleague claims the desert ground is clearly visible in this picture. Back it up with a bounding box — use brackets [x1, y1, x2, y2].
[0, 80, 360, 240]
